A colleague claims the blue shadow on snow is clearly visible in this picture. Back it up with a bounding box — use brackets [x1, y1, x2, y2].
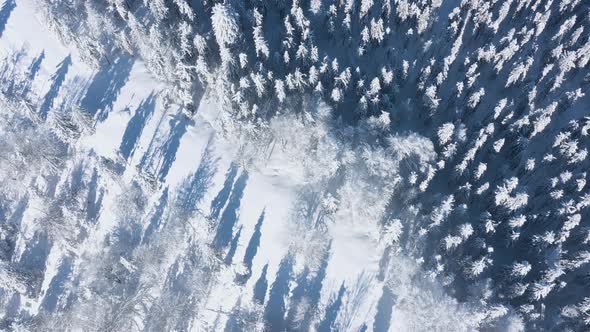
[39, 55, 71, 119]
[0, 0, 16, 39]
[80, 54, 134, 120]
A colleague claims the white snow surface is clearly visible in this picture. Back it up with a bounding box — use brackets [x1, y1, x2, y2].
[0, 0, 588, 331]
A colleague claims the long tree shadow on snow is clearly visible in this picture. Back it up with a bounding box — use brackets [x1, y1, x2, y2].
[16, 231, 51, 296]
[118, 94, 157, 161]
[317, 283, 346, 332]
[237, 209, 265, 281]
[253, 263, 269, 305]
[372, 286, 395, 332]
[175, 136, 218, 215]
[138, 113, 191, 182]
[27, 51, 44, 83]
[80, 55, 134, 121]
[20, 51, 45, 99]
[0, 0, 15, 39]
[40, 257, 72, 313]
[141, 145, 223, 330]
[286, 243, 331, 331]
[209, 162, 239, 221]
[264, 255, 293, 331]
[157, 116, 189, 181]
[39, 55, 71, 119]
[141, 187, 169, 245]
[85, 167, 104, 223]
[212, 170, 249, 250]
[135, 76, 206, 182]
[142, 137, 217, 243]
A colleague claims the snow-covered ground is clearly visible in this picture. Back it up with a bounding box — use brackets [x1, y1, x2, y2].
[1, 0, 589, 331]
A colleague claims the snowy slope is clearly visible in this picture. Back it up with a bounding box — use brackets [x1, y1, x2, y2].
[1, 0, 589, 331]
